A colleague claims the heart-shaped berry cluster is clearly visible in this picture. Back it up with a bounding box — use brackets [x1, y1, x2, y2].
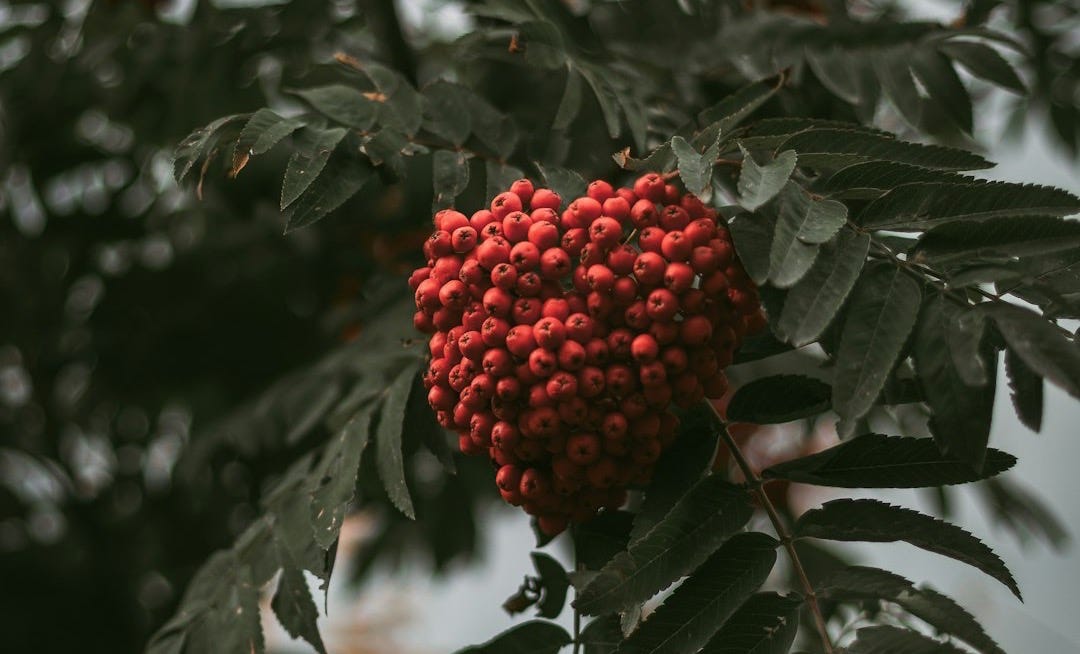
[410, 173, 765, 536]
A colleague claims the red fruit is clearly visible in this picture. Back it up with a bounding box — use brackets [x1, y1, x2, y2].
[580, 243, 606, 268]
[439, 280, 469, 309]
[565, 313, 594, 343]
[470, 209, 496, 231]
[638, 226, 665, 253]
[546, 371, 579, 401]
[502, 211, 532, 242]
[566, 434, 602, 466]
[649, 320, 679, 345]
[491, 191, 523, 219]
[587, 179, 615, 202]
[435, 209, 469, 232]
[510, 241, 540, 271]
[603, 196, 631, 220]
[587, 291, 614, 320]
[516, 271, 543, 297]
[605, 364, 636, 396]
[561, 228, 589, 257]
[586, 264, 615, 293]
[612, 276, 639, 305]
[531, 207, 559, 225]
[559, 397, 588, 425]
[512, 298, 542, 325]
[531, 188, 562, 211]
[630, 333, 660, 362]
[480, 221, 504, 240]
[496, 464, 523, 492]
[481, 316, 510, 346]
[661, 346, 689, 373]
[578, 366, 606, 397]
[528, 348, 558, 378]
[633, 173, 666, 202]
[661, 230, 692, 261]
[427, 385, 455, 411]
[589, 217, 623, 248]
[701, 271, 729, 296]
[646, 288, 679, 322]
[633, 252, 666, 286]
[568, 197, 603, 226]
[606, 328, 634, 359]
[476, 238, 511, 270]
[625, 300, 651, 330]
[663, 183, 681, 205]
[691, 246, 720, 275]
[452, 226, 478, 252]
[482, 287, 512, 317]
[703, 372, 729, 399]
[711, 239, 734, 268]
[606, 244, 637, 275]
[629, 199, 658, 229]
[490, 262, 518, 290]
[481, 348, 513, 378]
[496, 376, 522, 401]
[663, 262, 695, 294]
[639, 360, 667, 387]
[529, 221, 560, 249]
[427, 230, 454, 257]
[680, 315, 714, 346]
[587, 458, 619, 488]
[408, 267, 431, 290]
[659, 205, 690, 231]
[534, 316, 567, 350]
[539, 247, 571, 280]
[528, 383, 552, 407]
[510, 178, 535, 203]
[684, 218, 716, 246]
[458, 330, 485, 360]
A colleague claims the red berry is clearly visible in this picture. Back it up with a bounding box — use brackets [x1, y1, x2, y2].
[531, 188, 562, 211]
[529, 221, 560, 249]
[435, 209, 469, 232]
[630, 334, 660, 362]
[638, 226, 665, 253]
[646, 288, 679, 322]
[566, 434, 601, 465]
[587, 180, 615, 202]
[452, 226, 478, 252]
[661, 230, 692, 261]
[503, 211, 532, 242]
[491, 191, 523, 219]
[633, 173, 666, 202]
[470, 209, 496, 231]
[482, 287, 512, 317]
[659, 205, 690, 231]
[534, 316, 567, 350]
[633, 252, 666, 286]
[539, 247, 571, 280]
[512, 297, 542, 325]
[589, 216, 623, 248]
[510, 178, 535, 204]
[586, 264, 616, 293]
[510, 241, 540, 271]
[476, 238, 511, 270]
[663, 262, 695, 294]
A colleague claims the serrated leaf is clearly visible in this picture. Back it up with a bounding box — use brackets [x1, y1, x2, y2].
[362, 62, 423, 136]
[537, 163, 587, 205]
[698, 592, 801, 654]
[832, 263, 922, 428]
[422, 81, 472, 146]
[453, 621, 572, 654]
[729, 212, 775, 286]
[848, 626, 968, 654]
[174, 113, 246, 182]
[819, 161, 975, 199]
[465, 93, 518, 159]
[629, 407, 719, 543]
[735, 119, 888, 151]
[795, 498, 1020, 598]
[939, 41, 1025, 94]
[1006, 348, 1043, 432]
[727, 375, 831, 424]
[309, 409, 372, 548]
[283, 152, 372, 232]
[806, 47, 863, 104]
[818, 565, 1004, 654]
[364, 128, 410, 176]
[913, 294, 997, 468]
[738, 148, 797, 211]
[911, 50, 973, 134]
[292, 85, 377, 129]
[520, 20, 567, 69]
[672, 135, 719, 199]
[271, 539, 327, 654]
[981, 302, 1080, 398]
[433, 150, 471, 208]
[375, 362, 421, 519]
[580, 66, 622, 139]
[575, 476, 753, 616]
[699, 74, 783, 134]
[859, 181, 1080, 230]
[777, 230, 869, 346]
[779, 129, 990, 172]
[613, 533, 779, 654]
[487, 161, 526, 203]
[576, 510, 635, 570]
[581, 616, 622, 654]
[232, 109, 306, 175]
[613, 142, 676, 173]
[913, 216, 1080, 266]
[873, 49, 924, 129]
[531, 553, 570, 619]
[281, 127, 348, 209]
[769, 182, 848, 287]
[764, 433, 1015, 488]
[553, 67, 584, 130]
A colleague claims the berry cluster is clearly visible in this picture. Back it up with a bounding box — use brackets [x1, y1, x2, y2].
[410, 173, 766, 535]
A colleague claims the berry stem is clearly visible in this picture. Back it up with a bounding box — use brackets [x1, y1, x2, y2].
[705, 400, 835, 654]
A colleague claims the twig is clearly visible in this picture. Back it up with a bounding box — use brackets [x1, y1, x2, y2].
[705, 400, 835, 654]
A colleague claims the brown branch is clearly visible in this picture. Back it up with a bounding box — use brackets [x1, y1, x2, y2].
[705, 401, 835, 654]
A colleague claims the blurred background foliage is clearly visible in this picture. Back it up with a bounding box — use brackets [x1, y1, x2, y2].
[0, 1, 1077, 653]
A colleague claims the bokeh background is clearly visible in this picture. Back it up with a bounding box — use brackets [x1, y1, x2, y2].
[1, 1, 1079, 653]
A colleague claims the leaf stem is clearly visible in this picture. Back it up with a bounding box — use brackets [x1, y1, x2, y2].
[705, 400, 835, 654]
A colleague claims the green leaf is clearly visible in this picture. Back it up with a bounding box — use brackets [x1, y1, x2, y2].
[764, 433, 1015, 488]
[553, 67, 584, 131]
[536, 163, 587, 205]
[629, 407, 719, 543]
[729, 212, 775, 286]
[911, 50, 973, 134]
[859, 181, 1080, 230]
[737, 148, 797, 211]
[848, 626, 968, 654]
[613, 142, 676, 173]
[819, 161, 974, 198]
[913, 294, 997, 469]
[698, 592, 801, 654]
[433, 150, 471, 208]
[283, 153, 372, 232]
[575, 476, 753, 616]
[308, 408, 372, 548]
[465, 93, 518, 159]
[292, 85, 377, 129]
[453, 621, 572, 654]
[795, 498, 1020, 598]
[671, 135, 719, 199]
[726, 375, 831, 424]
[232, 109, 306, 174]
[580, 66, 622, 139]
[806, 48, 863, 104]
[613, 533, 779, 654]
[575, 510, 635, 570]
[776, 230, 869, 347]
[818, 565, 1004, 654]
[364, 128, 410, 177]
[581, 616, 622, 654]
[832, 263, 922, 429]
[1006, 348, 1043, 432]
[531, 553, 570, 619]
[281, 127, 348, 209]
[699, 74, 783, 134]
[487, 161, 526, 203]
[939, 41, 1025, 94]
[735, 119, 888, 151]
[174, 113, 246, 182]
[362, 62, 423, 136]
[375, 361, 421, 519]
[271, 539, 327, 654]
[981, 302, 1080, 398]
[873, 49, 923, 129]
[769, 182, 848, 287]
[913, 216, 1080, 265]
[422, 81, 472, 146]
[779, 129, 991, 172]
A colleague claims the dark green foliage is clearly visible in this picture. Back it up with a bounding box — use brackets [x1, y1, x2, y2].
[452, 621, 572, 654]
[725, 375, 831, 425]
[698, 593, 802, 654]
[847, 626, 969, 654]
